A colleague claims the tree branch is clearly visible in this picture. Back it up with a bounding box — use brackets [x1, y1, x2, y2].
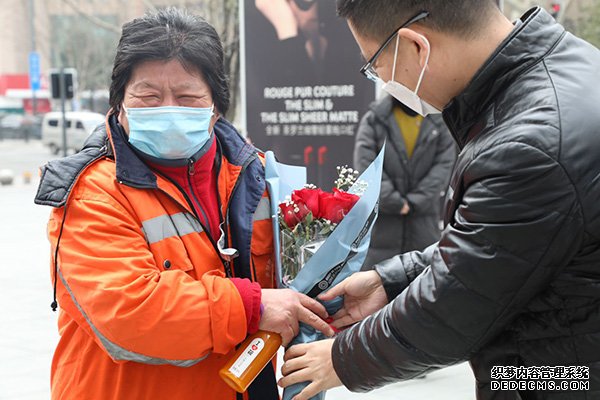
[59, 0, 121, 34]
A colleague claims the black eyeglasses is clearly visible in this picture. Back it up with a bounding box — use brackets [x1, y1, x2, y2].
[359, 11, 430, 82]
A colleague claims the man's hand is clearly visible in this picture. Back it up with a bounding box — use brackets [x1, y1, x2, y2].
[318, 270, 388, 328]
[279, 339, 342, 399]
[255, 0, 298, 40]
[260, 289, 334, 346]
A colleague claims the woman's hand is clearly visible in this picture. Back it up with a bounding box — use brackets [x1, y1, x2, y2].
[260, 288, 334, 346]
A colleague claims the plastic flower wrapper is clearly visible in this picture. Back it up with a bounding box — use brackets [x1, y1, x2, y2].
[265, 146, 384, 400]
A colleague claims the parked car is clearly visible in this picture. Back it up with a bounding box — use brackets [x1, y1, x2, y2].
[0, 114, 43, 140]
[41, 111, 105, 154]
[1, 114, 24, 139]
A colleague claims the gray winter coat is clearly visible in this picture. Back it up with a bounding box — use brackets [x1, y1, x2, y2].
[334, 8, 600, 400]
[354, 95, 456, 267]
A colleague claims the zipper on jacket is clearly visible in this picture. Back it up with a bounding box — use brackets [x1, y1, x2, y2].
[224, 153, 258, 246]
[401, 217, 408, 253]
[212, 141, 235, 278]
[187, 158, 214, 240]
[401, 160, 411, 252]
[221, 147, 258, 280]
[250, 258, 258, 282]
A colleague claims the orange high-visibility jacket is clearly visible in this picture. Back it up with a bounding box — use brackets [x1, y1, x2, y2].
[34, 116, 277, 400]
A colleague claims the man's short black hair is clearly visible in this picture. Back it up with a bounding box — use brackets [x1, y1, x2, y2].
[109, 8, 229, 115]
[336, 0, 498, 41]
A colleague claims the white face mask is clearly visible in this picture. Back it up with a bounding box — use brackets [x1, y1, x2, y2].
[381, 33, 441, 116]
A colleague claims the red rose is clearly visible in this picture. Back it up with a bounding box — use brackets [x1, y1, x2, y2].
[333, 188, 360, 220]
[279, 200, 310, 229]
[318, 192, 338, 222]
[292, 188, 323, 217]
[319, 189, 359, 224]
[333, 188, 360, 206]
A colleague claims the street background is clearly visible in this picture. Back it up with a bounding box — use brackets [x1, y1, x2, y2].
[0, 138, 475, 399]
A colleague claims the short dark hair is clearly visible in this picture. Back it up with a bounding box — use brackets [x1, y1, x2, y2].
[109, 8, 229, 115]
[336, 0, 498, 41]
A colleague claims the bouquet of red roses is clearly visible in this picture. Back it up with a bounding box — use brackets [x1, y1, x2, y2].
[278, 167, 364, 286]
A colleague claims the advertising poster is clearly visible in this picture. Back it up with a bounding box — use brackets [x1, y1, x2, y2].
[244, 0, 375, 189]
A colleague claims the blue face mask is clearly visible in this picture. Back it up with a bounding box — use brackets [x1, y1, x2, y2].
[125, 105, 214, 160]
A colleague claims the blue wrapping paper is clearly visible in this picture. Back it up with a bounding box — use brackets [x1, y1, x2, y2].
[265, 146, 384, 400]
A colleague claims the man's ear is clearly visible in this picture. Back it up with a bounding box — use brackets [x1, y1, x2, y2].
[398, 28, 431, 69]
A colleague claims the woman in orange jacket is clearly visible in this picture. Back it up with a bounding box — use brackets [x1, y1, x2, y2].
[35, 8, 333, 400]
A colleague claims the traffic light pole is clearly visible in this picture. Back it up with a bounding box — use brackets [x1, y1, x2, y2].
[60, 68, 68, 157]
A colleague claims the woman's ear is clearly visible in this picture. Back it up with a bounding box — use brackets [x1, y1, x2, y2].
[209, 109, 221, 133]
[118, 106, 130, 135]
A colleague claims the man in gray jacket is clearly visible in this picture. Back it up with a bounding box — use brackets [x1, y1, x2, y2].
[354, 95, 455, 267]
[279, 1, 600, 399]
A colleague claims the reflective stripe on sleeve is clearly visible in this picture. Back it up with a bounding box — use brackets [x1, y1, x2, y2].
[58, 268, 210, 367]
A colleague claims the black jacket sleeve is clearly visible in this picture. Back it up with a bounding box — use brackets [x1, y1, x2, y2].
[374, 243, 437, 301]
[332, 141, 584, 392]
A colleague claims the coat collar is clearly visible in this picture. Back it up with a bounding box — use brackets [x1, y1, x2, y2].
[443, 7, 565, 148]
[107, 114, 157, 188]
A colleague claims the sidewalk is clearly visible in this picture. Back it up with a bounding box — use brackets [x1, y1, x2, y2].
[292, 361, 475, 400]
[0, 181, 58, 400]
